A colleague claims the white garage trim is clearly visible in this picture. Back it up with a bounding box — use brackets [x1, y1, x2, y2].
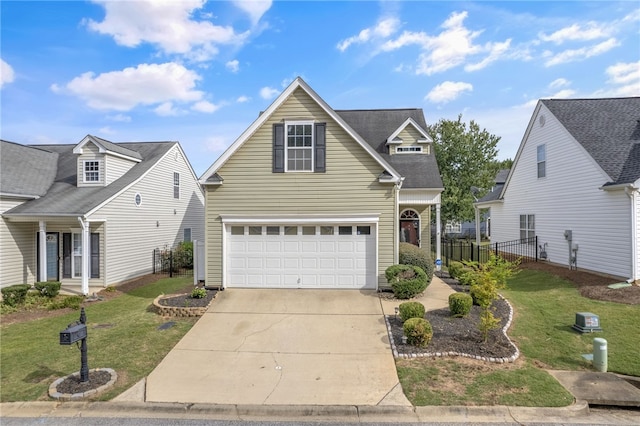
[221, 214, 379, 290]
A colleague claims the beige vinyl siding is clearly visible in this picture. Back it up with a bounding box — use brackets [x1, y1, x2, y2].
[94, 145, 204, 285]
[105, 154, 136, 185]
[491, 104, 631, 278]
[0, 198, 37, 287]
[205, 87, 395, 288]
[393, 126, 429, 154]
[77, 143, 104, 187]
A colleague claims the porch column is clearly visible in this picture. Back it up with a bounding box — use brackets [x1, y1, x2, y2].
[475, 206, 481, 246]
[435, 203, 441, 271]
[38, 221, 47, 282]
[78, 217, 90, 295]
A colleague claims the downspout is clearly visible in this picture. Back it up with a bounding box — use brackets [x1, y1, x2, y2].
[625, 186, 638, 284]
[435, 202, 441, 272]
[394, 177, 405, 265]
[78, 216, 90, 295]
[38, 221, 47, 282]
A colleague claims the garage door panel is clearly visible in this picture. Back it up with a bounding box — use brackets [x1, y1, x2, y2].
[227, 223, 376, 289]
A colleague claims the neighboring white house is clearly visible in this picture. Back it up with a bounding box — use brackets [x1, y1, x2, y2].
[1, 135, 205, 294]
[475, 97, 640, 283]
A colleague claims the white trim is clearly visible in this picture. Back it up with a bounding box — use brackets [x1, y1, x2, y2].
[220, 213, 380, 224]
[395, 146, 423, 154]
[74, 135, 142, 163]
[398, 189, 442, 204]
[82, 159, 102, 183]
[199, 77, 402, 184]
[386, 117, 432, 145]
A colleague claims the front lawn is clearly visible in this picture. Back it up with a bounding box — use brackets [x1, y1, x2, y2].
[397, 267, 639, 406]
[0, 276, 196, 402]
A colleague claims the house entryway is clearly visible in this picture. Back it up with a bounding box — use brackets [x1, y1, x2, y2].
[145, 289, 408, 406]
[399, 209, 420, 246]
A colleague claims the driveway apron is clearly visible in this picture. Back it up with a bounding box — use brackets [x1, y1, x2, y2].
[145, 289, 409, 406]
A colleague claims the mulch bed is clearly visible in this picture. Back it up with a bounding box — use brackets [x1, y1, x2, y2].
[156, 289, 217, 307]
[55, 370, 113, 395]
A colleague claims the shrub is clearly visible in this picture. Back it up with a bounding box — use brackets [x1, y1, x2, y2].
[448, 292, 473, 317]
[47, 295, 83, 311]
[399, 242, 434, 283]
[398, 301, 425, 322]
[457, 261, 480, 286]
[175, 241, 194, 269]
[190, 287, 207, 299]
[403, 317, 433, 347]
[385, 264, 428, 299]
[34, 281, 61, 298]
[1, 284, 31, 307]
[447, 261, 464, 279]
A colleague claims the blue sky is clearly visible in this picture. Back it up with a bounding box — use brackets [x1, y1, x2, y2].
[2, 1, 638, 177]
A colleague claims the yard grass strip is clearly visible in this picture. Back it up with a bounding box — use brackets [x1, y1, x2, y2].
[0, 277, 195, 402]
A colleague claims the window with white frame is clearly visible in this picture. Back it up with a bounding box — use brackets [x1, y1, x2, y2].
[183, 228, 191, 242]
[286, 121, 313, 171]
[396, 146, 423, 154]
[72, 233, 83, 277]
[83, 160, 100, 182]
[537, 144, 546, 178]
[520, 214, 535, 243]
[445, 221, 462, 234]
[173, 172, 180, 199]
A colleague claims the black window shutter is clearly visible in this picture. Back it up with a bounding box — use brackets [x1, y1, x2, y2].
[91, 233, 100, 278]
[314, 123, 326, 173]
[273, 123, 285, 173]
[62, 233, 71, 278]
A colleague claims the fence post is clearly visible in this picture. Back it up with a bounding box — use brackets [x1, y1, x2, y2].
[153, 249, 156, 274]
[169, 250, 173, 278]
[535, 236, 538, 262]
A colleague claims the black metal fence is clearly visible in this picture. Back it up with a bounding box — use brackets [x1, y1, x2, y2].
[153, 246, 194, 278]
[440, 236, 538, 267]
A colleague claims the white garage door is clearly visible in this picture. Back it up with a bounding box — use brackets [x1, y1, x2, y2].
[226, 224, 377, 289]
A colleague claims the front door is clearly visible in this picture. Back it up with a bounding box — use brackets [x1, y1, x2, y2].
[45, 232, 59, 281]
[400, 220, 420, 246]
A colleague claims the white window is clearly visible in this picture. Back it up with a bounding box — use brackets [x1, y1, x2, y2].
[72, 233, 82, 277]
[173, 172, 180, 199]
[520, 214, 535, 243]
[445, 221, 462, 234]
[183, 228, 192, 242]
[83, 160, 100, 182]
[286, 121, 313, 171]
[537, 145, 546, 178]
[396, 146, 423, 154]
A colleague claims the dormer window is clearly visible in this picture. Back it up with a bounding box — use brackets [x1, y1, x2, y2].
[83, 160, 101, 183]
[396, 146, 423, 154]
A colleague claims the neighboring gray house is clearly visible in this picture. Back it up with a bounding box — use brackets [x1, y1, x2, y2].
[475, 97, 640, 283]
[1, 135, 205, 294]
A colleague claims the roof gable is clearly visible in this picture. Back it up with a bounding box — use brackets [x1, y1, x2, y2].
[385, 117, 432, 145]
[199, 77, 401, 184]
[73, 135, 143, 162]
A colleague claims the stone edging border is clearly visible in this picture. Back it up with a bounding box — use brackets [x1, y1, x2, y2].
[386, 294, 520, 363]
[152, 292, 216, 317]
[49, 368, 117, 401]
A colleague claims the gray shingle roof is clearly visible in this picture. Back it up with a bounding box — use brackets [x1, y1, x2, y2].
[476, 169, 510, 203]
[542, 97, 640, 185]
[90, 135, 143, 160]
[1, 140, 59, 197]
[4, 141, 175, 217]
[336, 109, 443, 189]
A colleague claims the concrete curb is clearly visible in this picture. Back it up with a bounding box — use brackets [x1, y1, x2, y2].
[0, 399, 594, 423]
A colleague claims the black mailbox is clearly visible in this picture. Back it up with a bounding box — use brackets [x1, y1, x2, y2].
[60, 323, 87, 345]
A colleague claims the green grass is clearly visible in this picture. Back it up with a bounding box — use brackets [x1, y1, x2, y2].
[397, 267, 640, 406]
[502, 269, 639, 376]
[0, 276, 195, 402]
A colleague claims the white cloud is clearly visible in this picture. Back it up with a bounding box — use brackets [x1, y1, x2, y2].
[548, 89, 577, 98]
[544, 37, 619, 66]
[605, 61, 640, 96]
[154, 102, 181, 116]
[191, 100, 221, 113]
[232, 0, 272, 25]
[236, 95, 250, 103]
[107, 113, 132, 122]
[425, 81, 473, 103]
[465, 39, 511, 72]
[259, 86, 279, 100]
[1, 59, 15, 88]
[86, 0, 249, 62]
[337, 17, 400, 52]
[205, 135, 232, 152]
[226, 59, 239, 73]
[98, 126, 116, 135]
[52, 62, 204, 111]
[539, 22, 610, 44]
[549, 78, 571, 89]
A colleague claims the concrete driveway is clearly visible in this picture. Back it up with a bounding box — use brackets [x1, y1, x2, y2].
[145, 289, 410, 406]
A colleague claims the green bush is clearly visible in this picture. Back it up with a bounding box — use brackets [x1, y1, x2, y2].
[448, 292, 473, 317]
[447, 261, 464, 279]
[457, 261, 480, 286]
[34, 281, 61, 298]
[1, 284, 31, 307]
[399, 242, 434, 283]
[175, 241, 194, 269]
[385, 264, 428, 299]
[403, 317, 433, 347]
[190, 287, 207, 299]
[47, 295, 83, 311]
[398, 301, 425, 322]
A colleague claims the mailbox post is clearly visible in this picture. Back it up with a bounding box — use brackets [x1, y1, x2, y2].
[59, 307, 89, 382]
